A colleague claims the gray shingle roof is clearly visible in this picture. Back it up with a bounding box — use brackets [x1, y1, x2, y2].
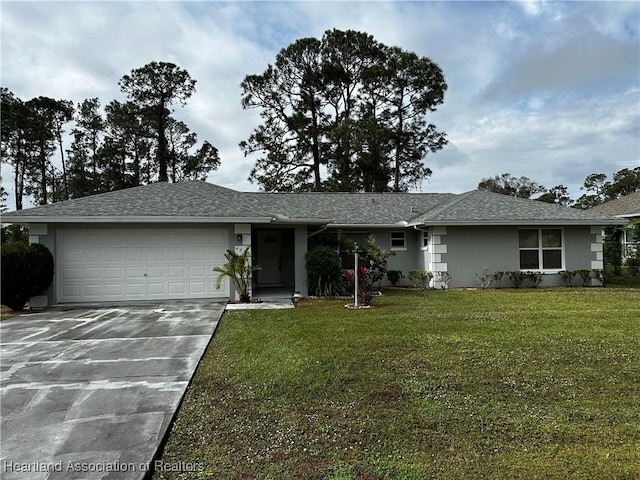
[1, 182, 267, 220]
[408, 189, 625, 226]
[255, 191, 456, 225]
[590, 191, 640, 218]
[1, 181, 625, 226]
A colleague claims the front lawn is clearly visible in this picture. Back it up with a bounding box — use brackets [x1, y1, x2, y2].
[154, 289, 640, 480]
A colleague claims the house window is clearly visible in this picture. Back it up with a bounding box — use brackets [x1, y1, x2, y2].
[390, 231, 406, 251]
[422, 232, 431, 251]
[519, 228, 563, 270]
[623, 229, 639, 259]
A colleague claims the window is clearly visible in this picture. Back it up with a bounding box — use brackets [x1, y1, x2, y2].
[623, 229, 639, 259]
[422, 232, 431, 251]
[390, 231, 406, 251]
[519, 228, 563, 270]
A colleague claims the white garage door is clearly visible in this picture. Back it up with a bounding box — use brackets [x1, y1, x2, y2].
[57, 228, 230, 303]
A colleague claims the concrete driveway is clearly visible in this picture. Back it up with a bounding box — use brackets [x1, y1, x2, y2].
[0, 301, 225, 480]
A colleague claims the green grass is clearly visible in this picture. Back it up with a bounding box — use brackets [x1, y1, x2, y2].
[606, 273, 640, 288]
[154, 289, 640, 480]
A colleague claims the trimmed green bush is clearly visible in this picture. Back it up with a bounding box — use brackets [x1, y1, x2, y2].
[1, 242, 54, 311]
[408, 270, 433, 290]
[387, 270, 403, 286]
[507, 271, 526, 288]
[305, 246, 344, 297]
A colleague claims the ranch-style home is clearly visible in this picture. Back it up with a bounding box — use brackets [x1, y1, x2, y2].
[2, 181, 626, 305]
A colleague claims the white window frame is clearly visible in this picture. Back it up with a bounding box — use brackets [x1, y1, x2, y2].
[518, 228, 565, 272]
[390, 231, 407, 251]
[421, 231, 431, 251]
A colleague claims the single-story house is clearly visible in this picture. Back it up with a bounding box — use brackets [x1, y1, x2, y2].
[590, 191, 640, 260]
[1, 181, 626, 305]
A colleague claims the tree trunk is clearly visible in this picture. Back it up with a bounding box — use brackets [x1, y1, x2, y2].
[57, 133, 69, 200]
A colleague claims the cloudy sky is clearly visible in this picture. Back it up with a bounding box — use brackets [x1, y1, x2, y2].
[1, 0, 639, 208]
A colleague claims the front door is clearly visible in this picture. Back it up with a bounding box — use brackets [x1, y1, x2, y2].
[256, 230, 283, 286]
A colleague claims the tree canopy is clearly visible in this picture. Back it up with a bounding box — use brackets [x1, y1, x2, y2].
[478, 168, 640, 208]
[1, 62, 219, 210]
[241, 29, 448, 192]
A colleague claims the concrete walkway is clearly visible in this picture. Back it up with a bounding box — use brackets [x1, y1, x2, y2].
[0, 301, 225, 480]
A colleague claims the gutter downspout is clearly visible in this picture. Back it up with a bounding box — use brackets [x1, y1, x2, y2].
[308, 224, 329, 238]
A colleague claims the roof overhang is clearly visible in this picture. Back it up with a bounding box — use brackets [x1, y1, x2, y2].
[270, 215, 334, 225]
[1, 215, 278, 224]
[326, 222, 408, 229]
[408, 219, 628, 227]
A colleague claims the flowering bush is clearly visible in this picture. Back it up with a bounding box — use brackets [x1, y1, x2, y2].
[344, 267, 375, 306]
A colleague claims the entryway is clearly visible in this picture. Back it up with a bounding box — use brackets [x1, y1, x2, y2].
[253, 228, 295, 293]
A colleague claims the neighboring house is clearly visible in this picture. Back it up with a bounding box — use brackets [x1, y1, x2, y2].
[590, 191, 640, 260]
[1, 181, 626, 305]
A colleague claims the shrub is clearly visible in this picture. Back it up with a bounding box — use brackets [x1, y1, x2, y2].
[1, 242, 54, 311]
[592, 269, 604, 285]
[507, 271, 526, 288]
[576, 269, 592, 287]
[362, 235, 394, 288]
[408, 270, 433, 290]
[559, 270, 576, 287]
[387, 270, 403, 286]
[436, 271, 451, 289]
[491, 271, 505, 288]
[305, 246, 345, 297]
[603, 226, 622, 275]
[625, 257, 639, 276]
[524, 271, 544, 288]
[475, 272, 492, 289]
[214, 248, 260, 303]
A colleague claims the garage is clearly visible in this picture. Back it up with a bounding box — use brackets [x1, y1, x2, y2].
[57, 228, 229, 303]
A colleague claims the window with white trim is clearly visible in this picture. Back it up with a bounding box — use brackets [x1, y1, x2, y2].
[422, 232, 431, 251]
[390, 231, 406, 251]
[519, 228, 563, 270]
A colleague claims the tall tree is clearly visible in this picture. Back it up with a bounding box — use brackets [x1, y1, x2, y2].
[322, 29, 384, 191]
[241, 37, 326, 191]
[67, 98, 105, 197]
[240, 29, 447, 192]
[48, 99, 74, 200]
[536, 185, 573, 206]
[574, 168, 640, 209]
[23, 97, 61, 205]
[607, 167, 640, 199]
[1, 88, 32, 210]
[478, 173, 546, 199]
[119, 61, 196, 182]
[102, 99, 152, 189]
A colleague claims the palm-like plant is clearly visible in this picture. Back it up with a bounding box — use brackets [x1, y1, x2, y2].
[214, 248, 260, 303]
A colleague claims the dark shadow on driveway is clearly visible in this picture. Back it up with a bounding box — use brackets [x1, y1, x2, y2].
[0, 300, 225, 480]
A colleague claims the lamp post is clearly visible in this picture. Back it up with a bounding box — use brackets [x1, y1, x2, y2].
[353, 242, 360, 308]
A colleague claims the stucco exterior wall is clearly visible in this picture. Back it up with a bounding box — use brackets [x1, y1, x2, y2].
[443, 225, 602, 288]
[333, 228, 420, 287]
